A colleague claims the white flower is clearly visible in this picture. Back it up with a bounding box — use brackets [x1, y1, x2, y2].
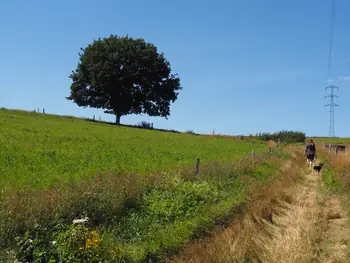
[51, 241, 57, 246]
[28, 239, 33, 243]
[73, 217, 89, 224]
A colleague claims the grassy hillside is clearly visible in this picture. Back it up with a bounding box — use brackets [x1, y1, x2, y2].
[0, 109, 292, 262]
[312, 137, 350, 144]
[0, 109, 265, 189]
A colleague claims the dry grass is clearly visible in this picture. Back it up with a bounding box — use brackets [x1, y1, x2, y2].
[329, 150, 350, 165]
[171, 147, 307, 263]
[258, 169, 319, 263]
[314, 148, 350, 263]
[172, 146, 350, 263]
[267, 139, 276, 149]
[0, 172, 146, 247]
[315, 196, 349, 263]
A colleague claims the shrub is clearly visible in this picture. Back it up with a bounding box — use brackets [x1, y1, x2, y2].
[256, 130, 305, 143]
[185, 130, 196, 135]
[57, 224, 105, 262]
[14, 216, 65, 263]
[137, 121, 153, 129]
[13, 221, 106, 263]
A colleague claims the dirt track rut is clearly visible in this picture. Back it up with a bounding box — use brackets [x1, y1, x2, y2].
[254, 162, 350, 263]
[172, 151, 350, 263]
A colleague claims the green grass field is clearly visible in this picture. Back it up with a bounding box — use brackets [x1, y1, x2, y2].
[0, 108, 287, 262]
[0, 109, 266, 190]
[312, 137, 350, 144]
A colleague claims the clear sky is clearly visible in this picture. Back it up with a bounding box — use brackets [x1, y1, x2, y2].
[1, 0, 349, 137]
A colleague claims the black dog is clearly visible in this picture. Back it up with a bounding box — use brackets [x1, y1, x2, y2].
[313, 163, 324, 173]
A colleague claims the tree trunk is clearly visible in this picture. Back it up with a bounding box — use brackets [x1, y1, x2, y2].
[115, 113, 121, 125]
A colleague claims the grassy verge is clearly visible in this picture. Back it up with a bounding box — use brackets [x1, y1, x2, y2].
[318, 150, 343, 192]
[1, 149, 288, 262]
[171, 146, 304, 263]
[318, 149, 350, 260]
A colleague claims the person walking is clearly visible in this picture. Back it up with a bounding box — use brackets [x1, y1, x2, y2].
[305, 139, 316, 168]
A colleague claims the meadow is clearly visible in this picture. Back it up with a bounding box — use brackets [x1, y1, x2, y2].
[0, 108, 266, 190]
[0, 108, 289, 262]
[312, 137, 350, 145]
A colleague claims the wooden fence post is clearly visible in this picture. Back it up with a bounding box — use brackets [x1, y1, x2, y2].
[195, 158, 200, 175]
[252, 149, 255, 168]
[43, 108, 45, 114]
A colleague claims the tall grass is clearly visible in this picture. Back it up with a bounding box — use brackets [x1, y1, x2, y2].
[313, 146, 350, 262]
[318, 148, 350, 192]
[172, 149, 304, 263]
[0, 151, 286, 262]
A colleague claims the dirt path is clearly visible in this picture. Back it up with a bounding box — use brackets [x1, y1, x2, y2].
[171, 151, 350, 263]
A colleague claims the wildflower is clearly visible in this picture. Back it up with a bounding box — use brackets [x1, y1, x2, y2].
[73, 217, 89, 224]
[51, 241, 57, 246]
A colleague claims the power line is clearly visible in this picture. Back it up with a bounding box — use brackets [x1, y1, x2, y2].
[327, 0, 336, 77]
[324, 0, 339, 138]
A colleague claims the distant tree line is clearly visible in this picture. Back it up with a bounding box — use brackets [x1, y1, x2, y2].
[256, 130, 306, 143]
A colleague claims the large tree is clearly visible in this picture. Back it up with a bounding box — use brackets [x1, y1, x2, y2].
[67, 35, 182, 124]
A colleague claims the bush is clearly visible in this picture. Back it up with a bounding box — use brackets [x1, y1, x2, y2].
[57, 224, 105, 262]
[185, 130, 196, 135]
[256, 130, 305, 143]
[14, 216, 65, 263]
[13, 221, 106, 263]
[137, 121, 153, 129]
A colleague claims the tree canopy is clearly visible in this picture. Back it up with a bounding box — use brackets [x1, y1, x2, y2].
[67, 35, 182, 124]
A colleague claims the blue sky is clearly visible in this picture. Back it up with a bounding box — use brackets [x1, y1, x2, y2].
[1, 0, 349, 137]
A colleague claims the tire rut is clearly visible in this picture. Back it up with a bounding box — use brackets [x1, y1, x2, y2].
[170, 150, 350, 263]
